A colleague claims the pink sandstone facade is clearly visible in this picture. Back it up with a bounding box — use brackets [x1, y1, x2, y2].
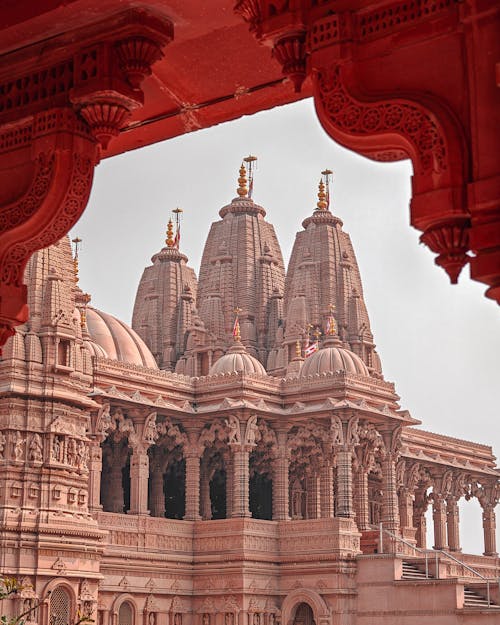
[0, 166, 499, 625]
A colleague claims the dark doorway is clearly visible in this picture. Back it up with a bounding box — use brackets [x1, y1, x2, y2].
[249, 473, 273, 520]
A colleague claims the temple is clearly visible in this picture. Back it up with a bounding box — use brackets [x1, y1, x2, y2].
[0, 163, 498, 624]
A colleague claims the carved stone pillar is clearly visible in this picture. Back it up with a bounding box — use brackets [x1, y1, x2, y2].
[398, 487, 415, 534]
[482, 504, 497, 556]
[231, 447, 251, 518]
[336, 448, 354, 518]
[306, 475, 321, 519]
[149, 464, 165, 518]
[414, 495, 428, 550]
[446, 496, 461, 552]
[432, 494, 448, 550]
[184, 448, 201, 521]
[129, 449, 150, 515]
[200, 465, 212, 520]
[226, 455, 234, 518]
[108, 461, 125, 513]
[354, 468, 370, 530]
[320, 464, 334, 519]
[88, 439, 102, 512]
[272, 431, 289, 521]
[381, 452, 401, 533]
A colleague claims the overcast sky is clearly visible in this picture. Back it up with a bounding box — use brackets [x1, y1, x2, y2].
[71, 98, 499, 554]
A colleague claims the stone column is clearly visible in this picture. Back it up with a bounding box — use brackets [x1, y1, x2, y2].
[482, 504, 497, 556]
[226, 455, 234, 518]
[306, 475, 321, 519]
[336, 448, 354, 518]
[446, 496, 461, 552]
[272, 431, 289, 521]
[88, 439, 102, 512]
[354, 467, 370, 530]
[398, 487, 415, 534]
[381, 453, 400, 534]
[320, 464, 334, 519]
[200, 465, 212, 520]
[432, 494, 448, 550]
[149, 464, 165, 517]
[108, 460, 125, 513]
[129, 449, 150, 515]
[231, 446, 251, 518]
[184, 447, 202, 521]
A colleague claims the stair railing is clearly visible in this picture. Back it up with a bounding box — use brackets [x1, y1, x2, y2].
[379, 523, 499, 608]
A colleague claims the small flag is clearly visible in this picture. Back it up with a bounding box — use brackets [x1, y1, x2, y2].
[304, 341, 319, 357]
[248, 176, 254, 199]
[174, 224, 180, 249]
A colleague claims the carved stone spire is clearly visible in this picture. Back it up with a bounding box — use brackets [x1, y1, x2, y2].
[281, 175, 382, 376]
[132, 219, 198, 371]
[196, 160, 285, 364]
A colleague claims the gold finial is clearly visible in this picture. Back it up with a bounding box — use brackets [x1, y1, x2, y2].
[316, 179, 327, 210]
[295, 339, 302, 358]
[313, 326, 322, 341]
[71, 237, 82, 284]
[165, 219, 175, 247]
[326, 304, 336, 335]
[237, 163, 248, 197]
[172, 208, 183, 249]
[232, 307, 242, 342]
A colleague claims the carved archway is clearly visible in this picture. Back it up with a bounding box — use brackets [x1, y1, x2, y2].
[281, 589, 330, 625]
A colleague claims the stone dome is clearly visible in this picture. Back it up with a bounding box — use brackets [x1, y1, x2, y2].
[85, 307, 158, 369]
[299, 338, 369, 378]
[209, 341, 267, 376]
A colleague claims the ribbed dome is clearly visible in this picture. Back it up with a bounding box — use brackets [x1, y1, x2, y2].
[86, 307, 158, 369]
[299, 338, 369, 378]
[209, 341, 267, 376]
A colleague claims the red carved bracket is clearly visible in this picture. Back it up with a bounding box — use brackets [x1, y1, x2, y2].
[0, 108, 98, 348]
[312, 63, 471, 284]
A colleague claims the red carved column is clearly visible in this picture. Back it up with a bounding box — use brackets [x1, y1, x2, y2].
[0, 10, 174, 349]
[272, 430, 290, 521]
[231, 446, 252, 518]
[432, 494, 448, 550]
[320, 464, 335, 519]
[336, 448, 354, 518]
[381, 453, 401, 534]
[200, 463, 212, 520]
[226, 454, 234, 518]
[149, 462, 165, 518]
[414, 489, 430, 550]
[446, 496, 461, 552]
[129, 448, 150, 516]
[306, 475, 321, 519]
[482, 504, 497, 557]
[354, 467, 370, 531]
[88, 439, 103, 513]
[184, 449, 202, 521]
[398, 487, 416, 538]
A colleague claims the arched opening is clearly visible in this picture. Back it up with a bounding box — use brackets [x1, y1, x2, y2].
[118, 601, 134, 625]
[292, 603, 315, 625]
[100, 435, 131, 513]
[49, 586, 71, 625]
[209, 467, 227, 519]
[164, 458, 186, 519]
[250, 472, 272, 520]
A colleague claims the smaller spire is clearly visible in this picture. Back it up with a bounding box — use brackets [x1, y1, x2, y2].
[316, 179, 328, 211]
[71, 236, 82, 284]
[321, 169, 333, 210]
[232, 307, 242, 342]
[165, 219, 175, 247]
[326, 304, 337, 336]
[237, 163, 248, 197]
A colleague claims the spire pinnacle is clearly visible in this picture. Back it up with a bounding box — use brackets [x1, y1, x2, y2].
[71, 236, 82, 284]
[326, 304, 337, 336]
[237, 163, 248, 197]
[165, 219, 175, 247]
[322, 169, 333, 210]
[243, 155, 257, 198]
[232, 307, 242, 342]
[172, 207, 183, 249]
[316, 179, 327, 210]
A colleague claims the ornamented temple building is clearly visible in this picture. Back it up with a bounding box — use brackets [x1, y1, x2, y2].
[0, 165, 499, 625]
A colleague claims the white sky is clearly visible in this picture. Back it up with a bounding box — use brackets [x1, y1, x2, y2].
[71, 98, 499, 555]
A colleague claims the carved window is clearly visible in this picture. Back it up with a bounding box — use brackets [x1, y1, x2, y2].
[119, 602, 134, 625]
[49, 586, 71, 625]
[57, 339, 71, 367]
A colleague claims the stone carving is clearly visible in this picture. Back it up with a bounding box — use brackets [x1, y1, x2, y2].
[51, 435, 63, 462]
[67, 437, 77, 466]
[244, 415, 259, 445]
[143, 411, 159, 446]
[225, 415, 241, 444]
[28, 433, 43, 462]
[347, 416, 360, 445]
[0, 431, 5, 459]
[13, 431, 26, 461]
[330, 415, 343, 445]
